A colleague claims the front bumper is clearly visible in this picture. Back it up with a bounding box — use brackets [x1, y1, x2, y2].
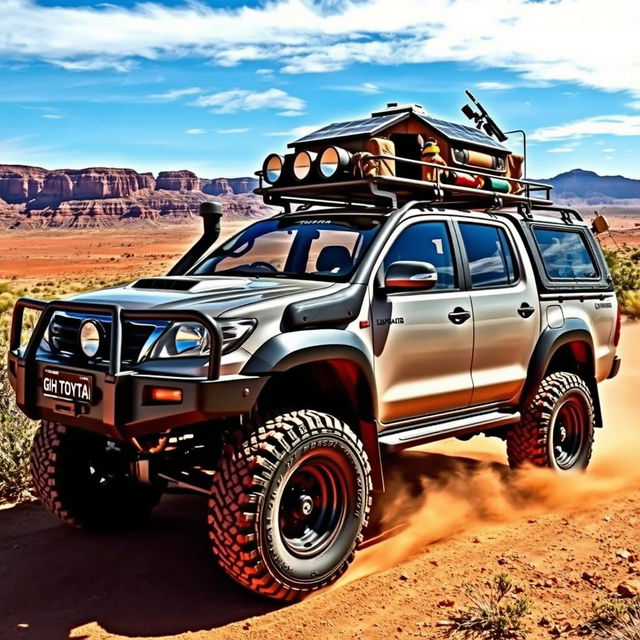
[8, 297, 266, 440]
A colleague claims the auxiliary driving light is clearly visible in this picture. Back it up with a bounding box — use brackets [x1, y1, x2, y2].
[263, 154, 284, 184]
[79, 319, 103, 359]
[292, 150, 317, 181]
[318, 146, 351, 179]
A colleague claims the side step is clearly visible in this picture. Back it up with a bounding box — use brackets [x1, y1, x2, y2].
[378, 410, 520, 453]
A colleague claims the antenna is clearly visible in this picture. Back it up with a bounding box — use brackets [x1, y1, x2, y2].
[461, 90, 508, 143]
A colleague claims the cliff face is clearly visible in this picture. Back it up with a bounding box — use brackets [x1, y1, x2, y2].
[0, 164, 269, 228]
[156, 170, 201, 192]
[0, 165, 48, 203]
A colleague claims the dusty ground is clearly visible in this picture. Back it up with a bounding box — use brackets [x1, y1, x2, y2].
[0, 220, 639, 640]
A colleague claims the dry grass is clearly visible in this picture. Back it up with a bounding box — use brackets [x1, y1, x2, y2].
[588, 597, 640, 640]
[445, 574, 531, 639]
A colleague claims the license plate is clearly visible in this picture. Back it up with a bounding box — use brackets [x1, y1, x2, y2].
[42, 367, 93, 403]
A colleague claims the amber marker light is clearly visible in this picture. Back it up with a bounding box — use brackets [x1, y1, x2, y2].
[148, 387, 183, 404]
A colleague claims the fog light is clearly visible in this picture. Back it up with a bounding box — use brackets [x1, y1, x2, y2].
[148, 387, 183, 404]
[292, 150, 317, 181]
[79, 319, 103, 359]
[318, 146, 351, 179]
[263, 154, 284, 184]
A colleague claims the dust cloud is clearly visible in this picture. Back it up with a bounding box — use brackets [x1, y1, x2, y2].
[334, 322, 640, 589]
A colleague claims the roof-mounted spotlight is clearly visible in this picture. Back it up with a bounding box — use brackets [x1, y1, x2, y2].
[292, 150, 317, 182]
[263, 154, 284, 185]
[318, 146, 352, 180]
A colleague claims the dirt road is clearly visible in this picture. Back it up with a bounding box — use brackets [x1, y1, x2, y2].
[1, 297, 639, 639]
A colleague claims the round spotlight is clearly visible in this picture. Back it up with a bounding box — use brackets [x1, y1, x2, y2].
[263, 154, 284, 185]
[292, 150, 317, 182]
[79, 319, 103, 359]
[318, 146, 352, 179]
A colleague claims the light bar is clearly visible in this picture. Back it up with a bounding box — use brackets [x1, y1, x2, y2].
[263, 154, 284, 184]
[292, 150, 317, 182]
[318, 146, 351, 179]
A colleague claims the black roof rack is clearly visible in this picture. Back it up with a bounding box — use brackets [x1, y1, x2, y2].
[256, 153, 553, 212]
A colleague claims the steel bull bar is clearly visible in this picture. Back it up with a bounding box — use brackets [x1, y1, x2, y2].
[8, 297, 224, 440]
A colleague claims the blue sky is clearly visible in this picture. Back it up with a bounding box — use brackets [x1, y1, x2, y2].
[1, 0, 639, 179]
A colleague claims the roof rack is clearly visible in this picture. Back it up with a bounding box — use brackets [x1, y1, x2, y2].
[255, 153, 553, 212]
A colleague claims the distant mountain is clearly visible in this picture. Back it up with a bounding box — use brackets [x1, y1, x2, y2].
[0, 165, 269, 228]
[540, 169, 640, 202]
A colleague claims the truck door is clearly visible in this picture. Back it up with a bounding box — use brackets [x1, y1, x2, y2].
[371, 218, 474, 425]
[455, 219, 539, 406]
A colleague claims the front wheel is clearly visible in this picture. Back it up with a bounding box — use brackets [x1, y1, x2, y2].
[31, 421, 163, 531]
[208, 410, 372, 601]
[507, 372, 595, 471]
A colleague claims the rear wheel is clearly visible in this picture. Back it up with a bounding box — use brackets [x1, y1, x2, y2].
[31, 421, 163, 531]
[208, 409, 372, 601]
[507, 372, 595, 471]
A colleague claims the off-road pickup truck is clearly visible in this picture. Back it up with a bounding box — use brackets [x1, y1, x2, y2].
[7, 102, 621, 602]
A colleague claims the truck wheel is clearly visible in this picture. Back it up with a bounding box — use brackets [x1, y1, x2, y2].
[209, 409, 372, 601]
[507, 372, 595, 471]
[31, 421, 162, 531]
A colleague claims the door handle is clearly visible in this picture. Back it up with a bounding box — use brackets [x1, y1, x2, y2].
[518, 303, 535, 319]
[448, 307, 471, 325]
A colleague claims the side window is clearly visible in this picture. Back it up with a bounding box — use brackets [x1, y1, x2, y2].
[533, 227, 598, 279]
[459, 223, 518, 288]
[383, 221, 456, 290]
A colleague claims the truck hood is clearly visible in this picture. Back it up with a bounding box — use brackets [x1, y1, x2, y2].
[65, 275, 336, 317]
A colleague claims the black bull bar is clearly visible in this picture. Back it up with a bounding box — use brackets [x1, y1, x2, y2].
[8, 297, 223, 436]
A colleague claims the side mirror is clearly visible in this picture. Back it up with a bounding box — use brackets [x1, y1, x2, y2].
[384, 261, 438, 292]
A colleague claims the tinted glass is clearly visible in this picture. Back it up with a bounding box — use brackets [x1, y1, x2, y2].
[459, 223, 517, 288]
[533, 228, 598, 279]
[384, 221, 456, 290]
[192, 216, 382, 282]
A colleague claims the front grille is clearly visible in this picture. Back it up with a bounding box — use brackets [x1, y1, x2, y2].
[49, 314, 157, 366]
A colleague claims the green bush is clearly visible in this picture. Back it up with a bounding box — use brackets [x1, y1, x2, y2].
[603, 248, 640, 318]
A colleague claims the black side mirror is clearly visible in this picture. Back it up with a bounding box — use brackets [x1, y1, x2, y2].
[384, 261, 438, 292]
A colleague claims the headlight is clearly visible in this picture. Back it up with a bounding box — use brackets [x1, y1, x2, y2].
[147, 319, 256, 360]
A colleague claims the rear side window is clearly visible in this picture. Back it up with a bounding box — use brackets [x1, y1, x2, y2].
[533, 228, 598, 279]
[458, 223, 518, 288]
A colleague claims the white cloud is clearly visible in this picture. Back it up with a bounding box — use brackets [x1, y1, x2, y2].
[475, 81, 513, 91]
[1, 0, 637, 101]
[548, 146, 575, 153]
[193, 88, 305, 114]
[185, 128, 206, 135]
[42, 113, 63, 119]
[328, 81, 381, 94]
[278, 110, 305, 117]
[216, 128, 250, 134]
[602, 148, 615, 153]
[151, 87, 202, 101]
[531, 115, 640, 141]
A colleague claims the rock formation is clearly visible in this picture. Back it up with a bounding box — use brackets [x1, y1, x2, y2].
[155, 170, 201, 192]
[0, 164, 269, 228]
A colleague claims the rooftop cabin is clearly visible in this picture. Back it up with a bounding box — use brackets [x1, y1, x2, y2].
[255, 101, 556, 214]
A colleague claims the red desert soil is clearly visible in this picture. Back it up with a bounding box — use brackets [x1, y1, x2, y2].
[1, 224, 639, 640]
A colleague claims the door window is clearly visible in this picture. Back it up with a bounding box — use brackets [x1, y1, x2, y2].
[532, 227, 598, 279]
[383, 221, 457, 290]
[459, 223, 518, 288]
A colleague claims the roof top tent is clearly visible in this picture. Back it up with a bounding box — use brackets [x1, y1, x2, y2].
[255, 101, 552, 211]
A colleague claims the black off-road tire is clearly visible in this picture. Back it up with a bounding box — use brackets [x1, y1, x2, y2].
[208, 409, 372, 602]
[31, 420, 163, 531]
[507, 372, 595, 471]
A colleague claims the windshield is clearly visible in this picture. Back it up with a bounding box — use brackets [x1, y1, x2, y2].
[191, 215, 384, 281]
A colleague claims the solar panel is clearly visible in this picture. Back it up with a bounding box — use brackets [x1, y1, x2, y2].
[290, 113, 407, 146]
[420, 115, 509, 152]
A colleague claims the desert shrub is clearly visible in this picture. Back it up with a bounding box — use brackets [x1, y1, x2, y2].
[445, 573, 531, 639]
[619, 291, 640, 320]
[603, 249, 640, 294]
[587, 597, 640, 640]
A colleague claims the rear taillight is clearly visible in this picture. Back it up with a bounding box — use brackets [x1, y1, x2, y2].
[614, 304, 621, 347]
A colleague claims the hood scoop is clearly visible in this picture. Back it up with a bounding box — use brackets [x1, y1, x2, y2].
[133, 278, 197, 291]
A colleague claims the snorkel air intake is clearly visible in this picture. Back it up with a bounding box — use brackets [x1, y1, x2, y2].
[168, 201, 223, 276]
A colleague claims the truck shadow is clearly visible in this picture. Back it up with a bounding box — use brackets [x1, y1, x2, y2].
[0, 449, 506, 640]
